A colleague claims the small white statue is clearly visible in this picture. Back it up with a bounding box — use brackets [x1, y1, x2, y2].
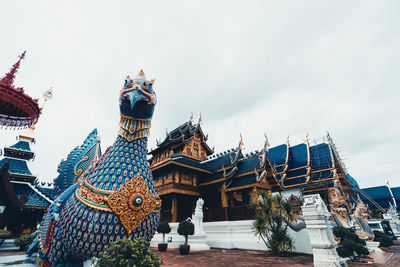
[192, 198, 205, 234]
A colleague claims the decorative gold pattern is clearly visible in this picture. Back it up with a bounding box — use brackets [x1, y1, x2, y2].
[118, 116, 151, 142]
[106, 174, 161, 234]
[76, 174, 161, 234]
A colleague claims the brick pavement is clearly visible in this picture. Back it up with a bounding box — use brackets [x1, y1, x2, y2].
[376, 240, 400, 267]
[152, 248, 313, 267]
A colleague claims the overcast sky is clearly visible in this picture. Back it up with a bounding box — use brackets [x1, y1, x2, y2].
[0, 1, 399, 188]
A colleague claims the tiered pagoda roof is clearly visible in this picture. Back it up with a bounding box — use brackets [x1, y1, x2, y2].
[359, 185, 400, 211]
[149, 115, 213, 156]
[0, 51, 41, 129]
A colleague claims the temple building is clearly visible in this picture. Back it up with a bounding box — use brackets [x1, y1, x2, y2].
[149, 116, 358, 222]
[0, 128, 53, 233]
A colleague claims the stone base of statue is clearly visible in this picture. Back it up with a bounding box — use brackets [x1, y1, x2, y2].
[301, 194, 346, 267]
[189, 233, 210, 251]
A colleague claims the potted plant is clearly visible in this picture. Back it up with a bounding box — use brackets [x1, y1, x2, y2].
[177, 219, 194, 255]
[156, 221, 171, 252]
[333, 226, 371, 266]
[14, 233, 37, 251]
[96, 237, 161, 267]
[373, 230, 393, 251]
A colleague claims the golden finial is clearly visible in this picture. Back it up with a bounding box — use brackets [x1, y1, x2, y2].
[136, 69, 146, 80]
[189, 112, 193, 122]
[264, 132, 270, 147]
[286, 135, 290, 145]
[239, 133, 244, 147]
[199, 113, 202, 123]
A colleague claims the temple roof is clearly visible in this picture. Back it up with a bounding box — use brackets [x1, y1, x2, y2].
[359, 185, 395, 210]
[0, 157, 34, 177]
[149, 118, 213, 156]
[12, 181, 52, 208]
[10, 140, 31, 152]
[0, 51, 41, 129]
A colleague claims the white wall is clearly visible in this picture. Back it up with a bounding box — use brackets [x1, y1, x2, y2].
[150, 220, 313, 254]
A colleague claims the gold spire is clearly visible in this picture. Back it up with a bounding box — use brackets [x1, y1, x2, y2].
[136, 69, 146, 80]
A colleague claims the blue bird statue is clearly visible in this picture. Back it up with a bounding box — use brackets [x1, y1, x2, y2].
[32, 70, 161, 266]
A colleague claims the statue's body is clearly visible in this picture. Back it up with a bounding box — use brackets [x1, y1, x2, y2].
[32, 71, 161, 266]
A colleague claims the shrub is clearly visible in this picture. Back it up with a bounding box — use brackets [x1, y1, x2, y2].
[96, 238, 161, 267]
[177, 220, 194, 246]
[251, 192, 297, 255]
[0, 229, 12, 239]
[373, 230, 393, 248]
[14, 233, 37, 251]
[333, 226, 369, 262]
[157, 221, 171, 243]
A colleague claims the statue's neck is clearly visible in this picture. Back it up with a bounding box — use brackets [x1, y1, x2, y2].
[118, 115, 152, 142]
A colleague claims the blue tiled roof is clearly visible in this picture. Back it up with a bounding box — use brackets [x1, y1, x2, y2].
[0, 157, 33, 176]
[12, 182, 51, 207]
[226, 173, 257, 189]
[359, 186, 394, 209]
[309, 143, 333, 171]
[9, 141, 31, 152]
[36, 187, 58, 200]
[346, 174, 359, 189]
[391, 187, 400, 201]
[268, 144, 288, 167]
[360, 186, 392, 200]
[287, 144, 308, 170]
[201, 150, 239, 171]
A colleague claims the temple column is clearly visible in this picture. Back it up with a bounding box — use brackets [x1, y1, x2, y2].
[171, 196, 178, 222]
[221, 183, 228, 221]
[250, 187, 259, 204]
[221, 183, 228, 208]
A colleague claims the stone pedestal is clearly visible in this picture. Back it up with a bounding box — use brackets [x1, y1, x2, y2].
[301, 194, 346, 267]
[366, 241, 382, 252]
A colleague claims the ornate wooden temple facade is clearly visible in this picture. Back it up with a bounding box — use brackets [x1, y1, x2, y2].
[149, 116, 358, 222]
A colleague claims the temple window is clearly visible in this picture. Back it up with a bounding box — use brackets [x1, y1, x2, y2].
[193, 144, 199, 157]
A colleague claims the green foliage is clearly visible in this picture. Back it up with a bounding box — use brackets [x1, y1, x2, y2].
[251, 192, 298, 255]
[157, 222, 171, 234]
[177, 220, 194, 246]
[96, 238, 161, 267]
[157, 221, 171, 244]
[333, 226, 369, 262]
[0, 229, 12, 239]
[14, 233, 37, 251]
[373, 230, 393, 247]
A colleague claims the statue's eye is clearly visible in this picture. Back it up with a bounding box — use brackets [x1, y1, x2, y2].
[133, 196, 143, 206]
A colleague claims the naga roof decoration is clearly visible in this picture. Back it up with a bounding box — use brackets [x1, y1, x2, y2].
[53, 129, 102, 196]
[0, 51, 41, 129]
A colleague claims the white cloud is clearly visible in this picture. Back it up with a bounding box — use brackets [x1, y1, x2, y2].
[0, 0, 399, 188]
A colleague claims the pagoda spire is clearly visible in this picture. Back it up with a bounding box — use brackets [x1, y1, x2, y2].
[0, 51, 26, 86]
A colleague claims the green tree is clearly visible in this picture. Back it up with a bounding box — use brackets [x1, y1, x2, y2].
[96, 238, 161, 267]
[157, 222, 171, 243]
[333, 226, 369, 262]
[177, 220, 194, 246]
[251, 192, 299, 255]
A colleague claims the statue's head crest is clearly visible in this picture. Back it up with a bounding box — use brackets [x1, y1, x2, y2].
[120, 70, 156, 120]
